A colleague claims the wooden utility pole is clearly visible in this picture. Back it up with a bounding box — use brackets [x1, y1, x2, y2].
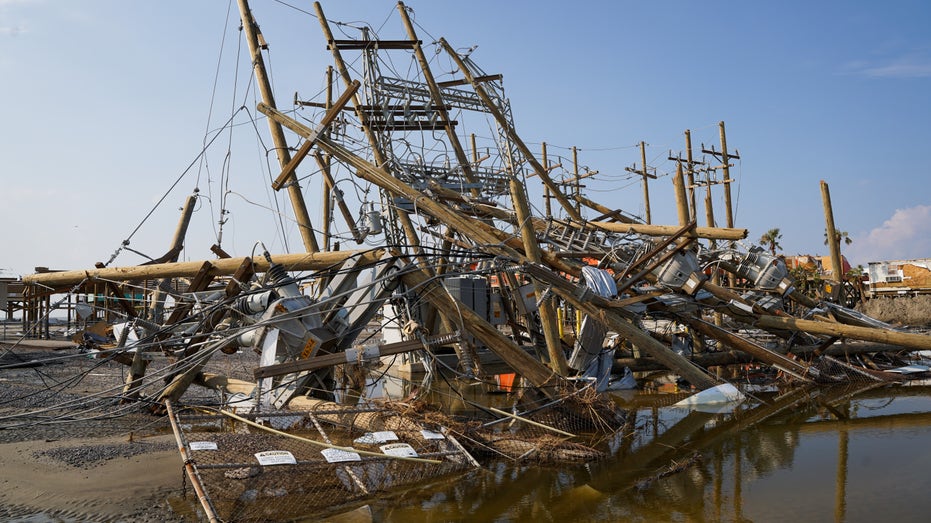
[821, 180, 844, 281]
[701, 121, 740, 230]
[398, 1, 480, 196]
[669, 129, 708, 223]
[625, 141, 656, 224]
[542, 142, 552, 219]
[586, 221, 746, 241]
[509, 176, 569, 375]
[322, 66, 334, 251]
[437, 37, 582, 221]
[673, 162, 690, 228]
[572, 146, 582, 215]
[719, 122, 735, 229]
[757, 315, 931, 351]
[572, 193, 637, 224]
[704, 177, 723, 326]
[23, 250, 376, 287]
[684, 130, 697, 222]
[313, 1, 426, 260]
[236, 0, 319, 253]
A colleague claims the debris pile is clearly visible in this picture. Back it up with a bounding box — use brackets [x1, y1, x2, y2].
[7, 1, 931, 520]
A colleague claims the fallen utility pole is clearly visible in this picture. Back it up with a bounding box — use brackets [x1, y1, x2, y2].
[572, 193, 638, 224]
[254, 334, 460, 379]
[399, 262, 564, 395]
[756, 315, 931, 351]
[520, 262, 719, 390]
[584, 221, 746, 241]
[680, 316, 815, 381]
[614, 340, 916, 372]
[23, 250, 379, 287]
[510, 176, 569, 375]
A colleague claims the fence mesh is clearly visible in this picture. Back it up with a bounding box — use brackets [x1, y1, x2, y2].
[168, 387, 628, 522]
[170, 405, 477, 522]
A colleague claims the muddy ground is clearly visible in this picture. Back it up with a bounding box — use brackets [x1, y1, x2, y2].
[0, 340, 255, 522]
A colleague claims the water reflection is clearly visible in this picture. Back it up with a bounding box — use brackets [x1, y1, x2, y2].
[328, 379, 931, 522]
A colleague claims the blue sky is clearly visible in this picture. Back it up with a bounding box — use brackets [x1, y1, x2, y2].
[2, 0, 930, 277]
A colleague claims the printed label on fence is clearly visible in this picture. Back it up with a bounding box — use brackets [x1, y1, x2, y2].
[354, 431, 398, 444]
[380, 442, 418, 458]
[420, 429, 445, 440]
[321, 448, 362, 463]
[189, 441, 218, 451]
[254, 450, 297, 466]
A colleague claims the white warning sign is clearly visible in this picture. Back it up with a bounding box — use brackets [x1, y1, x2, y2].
[254, 450, 297, 466]
[380, 442, 419, 458]
[321, 448, 362, 463]
[354, 431, 399, 444]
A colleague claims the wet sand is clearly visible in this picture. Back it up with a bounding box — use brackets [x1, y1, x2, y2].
[0, 340, 209, 521]
[0, 434, 185, 522]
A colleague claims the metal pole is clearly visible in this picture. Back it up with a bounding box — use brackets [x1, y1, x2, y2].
[165, 400, 221, 523]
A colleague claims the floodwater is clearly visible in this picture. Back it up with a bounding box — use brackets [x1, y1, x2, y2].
[322, 378, 931, 523]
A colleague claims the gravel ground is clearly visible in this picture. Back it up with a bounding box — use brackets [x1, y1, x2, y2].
[0, 340, 262, 522]
[34, 440, 177, 469]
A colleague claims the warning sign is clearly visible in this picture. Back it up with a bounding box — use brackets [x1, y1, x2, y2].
[380, 442, 418, 458]
[321, 448, 362, 463]
[354, 431, 399, 444]
[254, 450, 297, 466]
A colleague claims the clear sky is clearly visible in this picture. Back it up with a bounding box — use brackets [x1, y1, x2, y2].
[2, 0, 930, 277]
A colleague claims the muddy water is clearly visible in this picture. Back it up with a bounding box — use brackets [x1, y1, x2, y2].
[322, 380, 931, 522]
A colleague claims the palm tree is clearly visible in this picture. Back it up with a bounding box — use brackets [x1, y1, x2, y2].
[823, 229, 853, 246]
[759, 228, 782, 255]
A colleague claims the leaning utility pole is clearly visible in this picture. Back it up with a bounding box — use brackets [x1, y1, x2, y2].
[821, 180, 845, 282]
[438, 37, 583, 222]
[397, 1, 480, 196]
[542, 142, 552, 219]
[626, 141, 656, 224]
[236, 0, 319, 253]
